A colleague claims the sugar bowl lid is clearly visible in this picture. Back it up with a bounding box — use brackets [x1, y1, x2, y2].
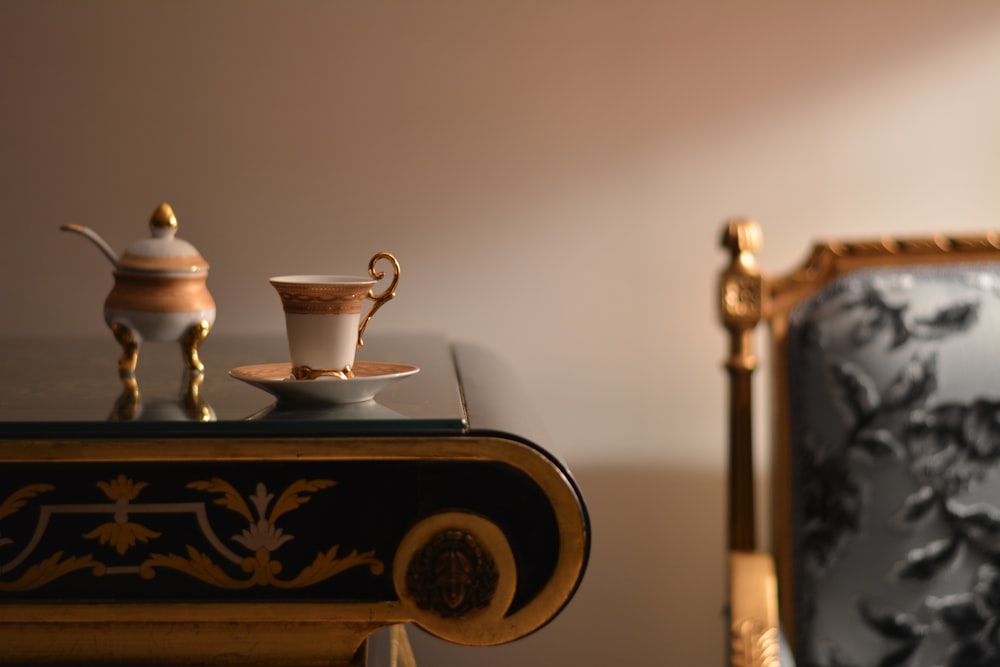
[117, 203, 209, 274]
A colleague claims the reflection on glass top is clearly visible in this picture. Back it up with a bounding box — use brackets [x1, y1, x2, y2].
[0, 333, 467, 437]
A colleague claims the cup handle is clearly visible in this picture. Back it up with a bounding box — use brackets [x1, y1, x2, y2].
[357, 251, 400, 348]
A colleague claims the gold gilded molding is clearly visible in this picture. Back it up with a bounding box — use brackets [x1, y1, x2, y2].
[729, 551, 781, 667]
[730, 619, 780, 667]
[769, 231, 1000, 316]
[390, 624, 418, 667]
[0, 435, 588, 654]
[0, 602, 399, 667]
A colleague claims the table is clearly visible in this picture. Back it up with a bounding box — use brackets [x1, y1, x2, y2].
[0, 334, 589, 666]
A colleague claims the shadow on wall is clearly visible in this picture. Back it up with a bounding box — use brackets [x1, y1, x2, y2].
[6, 2, 1000, 338]
[407, 465, 726, 667]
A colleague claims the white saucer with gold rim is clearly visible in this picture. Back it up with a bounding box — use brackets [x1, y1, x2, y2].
[229, 361, 419, 405]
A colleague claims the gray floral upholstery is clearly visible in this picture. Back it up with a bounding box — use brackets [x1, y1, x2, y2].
[786, 263, 1000, 667]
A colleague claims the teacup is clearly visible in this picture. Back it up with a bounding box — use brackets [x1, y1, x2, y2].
[270, 252, 400, 380]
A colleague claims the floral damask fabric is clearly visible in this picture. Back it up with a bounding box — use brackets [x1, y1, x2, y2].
[786, 264, 1000, 667]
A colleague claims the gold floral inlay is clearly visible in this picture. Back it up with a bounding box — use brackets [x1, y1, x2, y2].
[0, 483, 103, 592]
[0, 475, 383, 592]
[83, 475, 162, 555]
[140, 478, 384, 589]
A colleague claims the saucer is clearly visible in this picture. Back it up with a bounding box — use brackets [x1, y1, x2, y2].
[229, 361, 420, 405]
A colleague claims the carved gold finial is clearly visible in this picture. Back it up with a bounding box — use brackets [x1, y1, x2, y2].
[719, 218, 764, 553]
[721, 218, 762, 270]
[150, 202, 178, 230]
[720, 218, 764, 326]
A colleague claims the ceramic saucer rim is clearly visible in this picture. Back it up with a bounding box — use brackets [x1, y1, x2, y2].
[229, 361, 420, 405]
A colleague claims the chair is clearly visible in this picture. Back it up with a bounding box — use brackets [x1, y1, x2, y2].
[719, 219, 1000, 667]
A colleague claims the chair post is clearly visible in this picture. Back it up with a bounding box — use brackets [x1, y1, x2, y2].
[719, 219, 764, 552]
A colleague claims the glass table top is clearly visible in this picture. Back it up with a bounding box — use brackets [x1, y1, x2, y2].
[0, 333, 467, 438]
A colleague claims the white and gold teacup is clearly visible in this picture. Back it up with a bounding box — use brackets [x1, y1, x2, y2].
[270, 252, 400, 380]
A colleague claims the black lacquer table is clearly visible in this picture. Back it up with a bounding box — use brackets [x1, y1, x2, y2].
[0, 334, 589, 666]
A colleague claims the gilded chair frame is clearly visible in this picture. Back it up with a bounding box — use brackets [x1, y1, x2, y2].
[719, 219, 1000, 665]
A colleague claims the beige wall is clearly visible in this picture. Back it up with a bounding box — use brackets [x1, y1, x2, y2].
[4, 2, 1000, 664]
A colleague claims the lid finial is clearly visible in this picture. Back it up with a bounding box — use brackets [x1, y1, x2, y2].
[150, 203, 178, 236]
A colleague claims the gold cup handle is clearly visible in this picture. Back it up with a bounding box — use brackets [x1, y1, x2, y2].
[357, 251, 400, 349]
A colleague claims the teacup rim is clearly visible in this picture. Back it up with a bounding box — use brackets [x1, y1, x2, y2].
[270, 274, 377, 286]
